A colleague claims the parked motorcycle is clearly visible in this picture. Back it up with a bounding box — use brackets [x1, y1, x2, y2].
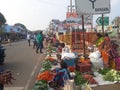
[0, 45, 6, 65]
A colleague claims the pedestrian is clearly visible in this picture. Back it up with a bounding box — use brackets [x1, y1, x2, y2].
[33, 33, 37, 49]
[27, 33, 31, 46]
[8, 36, 11, 46]
[36, 31, 43, 53]
[40, 31, 44, 49]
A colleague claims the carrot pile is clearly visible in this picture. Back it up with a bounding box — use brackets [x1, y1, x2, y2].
[68, 66, 75, 72]
[78, 59, 91, 64]
[45, 57, 55, 62]
[36, 70, 54, 81]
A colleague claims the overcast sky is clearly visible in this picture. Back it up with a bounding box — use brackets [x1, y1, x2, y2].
[0, 0, 120, 31]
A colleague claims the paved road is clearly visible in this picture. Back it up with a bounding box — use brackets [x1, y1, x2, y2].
[2, 40, 45, 90]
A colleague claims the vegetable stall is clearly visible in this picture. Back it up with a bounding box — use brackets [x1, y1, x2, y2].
[32, 37, 120, 90]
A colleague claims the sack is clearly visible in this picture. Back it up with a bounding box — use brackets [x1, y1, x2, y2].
[90, 57, 104, 69]
[62, 53, 76, 59]
[63, 80, 74, 90]
[89, 51, 101, 59]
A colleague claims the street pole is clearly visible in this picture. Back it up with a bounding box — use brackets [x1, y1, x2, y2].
[117, 16, 119, 38]
[117, 17, 119, 33]
[91, 15, 93, 32]
[70, 0, 72, 12]
[102, 14, 104, 34]
[82, 15, 86, 58]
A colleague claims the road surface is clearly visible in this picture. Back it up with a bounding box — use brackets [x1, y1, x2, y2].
[2, 40, 45, 90]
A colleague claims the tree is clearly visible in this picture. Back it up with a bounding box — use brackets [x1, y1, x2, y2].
[14, 23, 27, 29]
[0, 12, 6, 27]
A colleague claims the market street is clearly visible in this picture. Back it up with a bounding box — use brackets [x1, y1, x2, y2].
[2, 40, 45, 90]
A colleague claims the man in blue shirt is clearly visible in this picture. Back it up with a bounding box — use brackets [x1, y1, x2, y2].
[36, 31, 43, 53]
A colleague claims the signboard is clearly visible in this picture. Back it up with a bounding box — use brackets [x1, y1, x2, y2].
[66, 12, 78, 18]
[75, 0, 110, 14]
[81, 15, 93, 24]
[96, 17, 109, 26]
[66, 15, 93, 25]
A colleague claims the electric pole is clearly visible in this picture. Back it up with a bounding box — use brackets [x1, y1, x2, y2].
[70, 0, 72, 12]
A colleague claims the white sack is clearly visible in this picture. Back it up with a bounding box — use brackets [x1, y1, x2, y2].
[90, 57, 104, 69]
[62, 53, 75, 59]
[89, 50, 101, 59]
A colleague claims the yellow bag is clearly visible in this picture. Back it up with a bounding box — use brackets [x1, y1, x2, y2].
[84, 83, 92, 90]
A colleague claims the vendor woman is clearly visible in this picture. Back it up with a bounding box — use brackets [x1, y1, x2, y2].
[95, 33, 110, 68]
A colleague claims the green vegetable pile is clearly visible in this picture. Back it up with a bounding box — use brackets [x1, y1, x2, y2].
[103, 69, 120, 82]
[33, 80, 48, 90]
[98, 68, 111, 75]
[42, 60, 52, 70]
[74, 71, 87, 85]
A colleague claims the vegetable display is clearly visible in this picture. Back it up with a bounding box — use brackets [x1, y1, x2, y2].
[36, 70, 54, 81]
[42, 60, 52, 70]
[98, 68, 111, 75]
[33, 80, 48, 90]
[83, 74, 98, 84]
[45, 57, 58, 65]
[103, 69, 120, 82]
[74, 71, 87, 85]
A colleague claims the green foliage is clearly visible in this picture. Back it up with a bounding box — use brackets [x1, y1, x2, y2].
[74, 71, 87, 85]
[14, 23, 26, 29]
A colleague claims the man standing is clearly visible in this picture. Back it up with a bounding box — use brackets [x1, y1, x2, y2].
[33, 33, 37, 49]
[27, 33, 31, 46]
[36, 31, 43, 53]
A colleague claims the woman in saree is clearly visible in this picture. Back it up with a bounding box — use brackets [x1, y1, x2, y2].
[96, 33, 110, 68]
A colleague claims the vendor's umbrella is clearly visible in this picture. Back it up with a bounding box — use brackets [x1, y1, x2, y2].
[0, 12, 6, 27]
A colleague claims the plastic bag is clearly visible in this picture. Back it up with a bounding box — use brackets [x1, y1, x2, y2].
[89, 51, 101, 59]
[90, 57, 104, 69]
[62, 53, 76, 59]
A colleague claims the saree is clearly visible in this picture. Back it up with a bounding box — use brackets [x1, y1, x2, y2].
[96, 37, 109, 68]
